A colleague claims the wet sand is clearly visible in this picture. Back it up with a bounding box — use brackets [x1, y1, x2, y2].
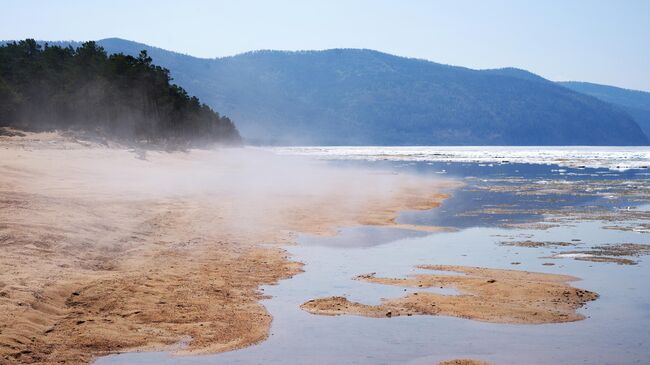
[0, 132, 452, 364]
[437, 360, 494, 365]
[499, 240, 578, 248]
[302, 265, 598, 324]
[499, 238, 650, 265]
[549, 243, 650, 265]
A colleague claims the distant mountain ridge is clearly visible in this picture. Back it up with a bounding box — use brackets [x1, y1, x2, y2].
[558, 81, 650, 139]
[8, 38, 649, 146]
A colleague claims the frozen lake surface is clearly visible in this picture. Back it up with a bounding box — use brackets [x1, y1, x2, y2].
[269, 146, 650, 171]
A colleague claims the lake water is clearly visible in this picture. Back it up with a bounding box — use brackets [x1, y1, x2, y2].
[95, 157, 650, 365]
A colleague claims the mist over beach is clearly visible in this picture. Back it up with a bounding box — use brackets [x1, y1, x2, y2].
[1, 1, 650, 365]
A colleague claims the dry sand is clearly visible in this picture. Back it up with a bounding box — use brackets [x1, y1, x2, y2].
[0, 132, 453, 364]
[302, 265, 598, 324]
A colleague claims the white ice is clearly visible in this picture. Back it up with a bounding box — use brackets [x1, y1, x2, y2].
[266, 146, 650, 171]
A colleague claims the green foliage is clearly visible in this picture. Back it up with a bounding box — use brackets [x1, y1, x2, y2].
[0, 39, 240, 146]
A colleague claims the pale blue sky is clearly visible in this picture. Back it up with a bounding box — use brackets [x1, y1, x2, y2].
[2, 0, 649, 91]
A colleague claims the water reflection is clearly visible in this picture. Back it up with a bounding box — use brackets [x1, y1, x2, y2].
[94, 162, 650, 365]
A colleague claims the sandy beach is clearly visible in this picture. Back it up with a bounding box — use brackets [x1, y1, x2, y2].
[2, 7, 648, 364]
[0, 132, 452, 364]
[302, 265, 598, 323]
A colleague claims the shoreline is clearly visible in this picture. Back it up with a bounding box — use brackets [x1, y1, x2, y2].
[302, 265, 598, 324]
[0, 132, 454, 364]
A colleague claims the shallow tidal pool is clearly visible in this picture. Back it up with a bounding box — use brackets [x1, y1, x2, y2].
[95, 161, 650, 365]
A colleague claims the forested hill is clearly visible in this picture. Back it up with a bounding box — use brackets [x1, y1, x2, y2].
[0, 40, 241, 147]
[558, 81, 650, 139]
[58, 38, 647, 146]
[5, 38, 649, 146]
[203, 50, 647, 145]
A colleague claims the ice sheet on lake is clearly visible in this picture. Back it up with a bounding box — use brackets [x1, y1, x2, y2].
[268, 146, 650, 171]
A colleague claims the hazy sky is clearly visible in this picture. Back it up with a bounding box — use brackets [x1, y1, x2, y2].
[2, 0, 649, 91]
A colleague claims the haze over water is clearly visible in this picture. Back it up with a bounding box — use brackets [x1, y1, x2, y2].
[95, 153, 650, 365]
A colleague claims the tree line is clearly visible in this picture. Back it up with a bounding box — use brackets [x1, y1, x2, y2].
[0, 39, 240, 146]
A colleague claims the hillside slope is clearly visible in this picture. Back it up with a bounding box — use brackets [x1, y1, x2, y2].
[18, 38, 650, 146]
[558, 81, 650, 138]
[0, 39, 240, 147]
